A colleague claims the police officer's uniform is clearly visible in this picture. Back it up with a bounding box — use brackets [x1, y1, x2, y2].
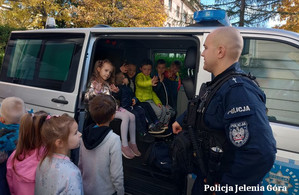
[186, 62, 276, 194]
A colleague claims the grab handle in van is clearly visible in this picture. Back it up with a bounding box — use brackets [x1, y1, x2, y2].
[51, 98, 68, 105]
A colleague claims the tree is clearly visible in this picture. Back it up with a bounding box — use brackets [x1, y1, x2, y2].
[72, 0, 167, 27]
[0, 0, 76, 29]
[274, 0, 299, 32]
[0, 0, 167, 28]
[201, 0, 281, 27]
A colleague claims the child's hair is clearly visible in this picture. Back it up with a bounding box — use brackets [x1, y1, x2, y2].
[92, 59, 115, 84]
[40, 114, 76, 164]
[0, 97, 25, 124]
[12, 111, 48, 175]
[171, 60, 181, 68]
[157, 59, 166, 65]
[140, 59, 153, 67]
[88, 94, 116, 125]
[115, 72, 125, 86]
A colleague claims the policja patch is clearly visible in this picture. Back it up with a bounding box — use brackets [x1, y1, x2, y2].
[229, 121, 249, 147]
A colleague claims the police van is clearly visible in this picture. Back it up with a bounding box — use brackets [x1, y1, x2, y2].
[0, 10, 298, 195]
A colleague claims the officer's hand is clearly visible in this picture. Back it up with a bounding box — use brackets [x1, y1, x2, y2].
[0, 117, 4, 123]
[172, 121, 182, 134]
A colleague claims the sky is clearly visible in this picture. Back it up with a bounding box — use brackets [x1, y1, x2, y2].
[199, 0, 282, 28]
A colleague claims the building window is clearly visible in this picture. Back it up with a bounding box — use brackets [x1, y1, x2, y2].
[182, 11, 187, 23]
[169, 0, 172, 12]
[176, 6, 180, 18]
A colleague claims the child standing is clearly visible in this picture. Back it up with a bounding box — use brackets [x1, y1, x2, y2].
[79, 94, 124, 195]
[0, 97, 25, 195]
[6, 111, 47, 195]
[85, 59, 140, 159]
[135, 59, 172, 131]
[35, 114, 83, 195]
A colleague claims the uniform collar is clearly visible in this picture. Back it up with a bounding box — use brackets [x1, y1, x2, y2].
[209, 62, 242, 86]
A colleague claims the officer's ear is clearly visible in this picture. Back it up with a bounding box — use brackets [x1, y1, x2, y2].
[217, 46, 226, 59]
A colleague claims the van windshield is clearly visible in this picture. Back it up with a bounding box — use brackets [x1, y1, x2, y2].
[0, 33, 85, 92]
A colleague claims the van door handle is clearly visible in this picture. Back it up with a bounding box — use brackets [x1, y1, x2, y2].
[51, 98, 68, 105]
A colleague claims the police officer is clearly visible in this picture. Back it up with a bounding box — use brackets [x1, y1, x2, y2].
[173, 27, 276, 194]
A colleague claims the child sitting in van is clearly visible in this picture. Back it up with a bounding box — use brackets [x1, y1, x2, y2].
[164, 60, 181, 110]
[135, 59, 172, 132]
[6, 111, 47, 195]
[35, 114, 83, 195]
[153, 59, 176, 137]
[115, 72, 147, 139]
[127, 63, 137, 92]
[127, 63, 162, 136]
[79, 94, 124, 195]
[0, 97, 25, 195]
[85, 59, 140, 159]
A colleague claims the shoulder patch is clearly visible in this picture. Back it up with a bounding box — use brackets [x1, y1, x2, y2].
[228, 76, 244, 87]
[229, 121, 249, 147]
[224, 104, 254, 119]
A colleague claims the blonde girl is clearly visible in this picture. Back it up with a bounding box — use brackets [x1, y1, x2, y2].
[6, 111, 47, 195]
[85, 59, 141, 159]
[35, 114, 83, 195]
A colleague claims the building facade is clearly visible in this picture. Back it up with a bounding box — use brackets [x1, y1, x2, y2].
[163, 0, 201, 27]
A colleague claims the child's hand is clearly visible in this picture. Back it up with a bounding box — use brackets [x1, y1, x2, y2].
[92, 81, 102, 93]
[123, 78, 129, 85]
[132, 99, 136, 106]
[157, 103, 162, 108]
[152, 76, 158, 86]
[110, 84, 119, 93]
[158, 74, 164, 82]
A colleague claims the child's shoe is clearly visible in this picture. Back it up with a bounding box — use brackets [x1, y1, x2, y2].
[121, 146, 135, 159]
[128, 142, 141, 157]
[148, 122, 165, 134]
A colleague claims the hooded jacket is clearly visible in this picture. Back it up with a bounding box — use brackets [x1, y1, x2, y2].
[6, 147, 44, 195]
[79, 124, 124, 195]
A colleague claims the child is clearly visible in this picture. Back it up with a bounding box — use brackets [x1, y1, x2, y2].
[0, 97, 25, 195]
[79, 94, 124, 195]
[164, 60, 181, 110]
[135, 59, 172, 131]
[6, 111, 47, 195]
[84, 59, 118, 100]
[115, 72, 148, 140]
[127, 63, 137, 92]
[153, 59, 176, 137]
[35, 114, 83, 195]
[85, 59, 140, 159]
[127, 63, 160, 134]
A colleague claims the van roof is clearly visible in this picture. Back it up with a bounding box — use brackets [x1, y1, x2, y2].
[12, 26, 299, 42]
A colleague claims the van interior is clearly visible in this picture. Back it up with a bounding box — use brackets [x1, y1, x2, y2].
[84, 36, 199, 194]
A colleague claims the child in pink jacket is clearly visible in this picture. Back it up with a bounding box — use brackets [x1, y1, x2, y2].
[6, 112, 47, 195]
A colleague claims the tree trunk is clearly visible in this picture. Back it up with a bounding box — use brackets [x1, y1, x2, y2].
[239, 0, 246, 26]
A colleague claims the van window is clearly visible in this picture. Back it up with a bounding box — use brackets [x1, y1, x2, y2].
[0, 33, 85, 92]
[154, 52, 187, 78]
[239, 38, 299, 126]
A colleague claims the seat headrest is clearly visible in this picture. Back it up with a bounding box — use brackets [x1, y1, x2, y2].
[184, 47, 197, 69]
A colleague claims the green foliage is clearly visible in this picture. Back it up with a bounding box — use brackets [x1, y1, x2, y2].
[154, 53, 188, 79]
